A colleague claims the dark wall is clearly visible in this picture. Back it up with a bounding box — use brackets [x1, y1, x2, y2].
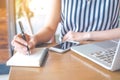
[0, 0, 6, 8]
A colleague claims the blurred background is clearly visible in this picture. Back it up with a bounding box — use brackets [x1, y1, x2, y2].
[0, 0, 10, 80]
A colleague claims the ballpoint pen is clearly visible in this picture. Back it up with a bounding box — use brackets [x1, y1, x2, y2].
[18, 21, 31, 55]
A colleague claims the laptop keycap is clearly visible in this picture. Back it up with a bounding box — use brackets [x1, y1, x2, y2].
[91, 48, 116, 65]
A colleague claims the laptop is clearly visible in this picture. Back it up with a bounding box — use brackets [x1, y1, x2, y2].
[71, 39, 120, 71]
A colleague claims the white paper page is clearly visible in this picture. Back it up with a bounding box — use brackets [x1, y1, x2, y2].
[6, 48, 44, 67]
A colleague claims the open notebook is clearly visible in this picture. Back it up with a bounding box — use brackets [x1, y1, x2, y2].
[6, 48, 48, 67]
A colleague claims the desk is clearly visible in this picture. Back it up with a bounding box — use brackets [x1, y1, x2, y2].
[9, 49, 120, 80]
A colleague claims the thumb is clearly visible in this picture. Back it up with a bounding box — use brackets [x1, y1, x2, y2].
[28, 39, 36, 49]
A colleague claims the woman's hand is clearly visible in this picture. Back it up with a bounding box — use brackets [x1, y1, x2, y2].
[63, 31, 91, 43]
[11, 34, 36, 55]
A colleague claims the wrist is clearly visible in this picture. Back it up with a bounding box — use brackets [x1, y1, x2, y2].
[83, 32, 91, 41]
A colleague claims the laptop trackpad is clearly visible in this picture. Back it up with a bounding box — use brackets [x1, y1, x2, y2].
[94, 40, 117, 49]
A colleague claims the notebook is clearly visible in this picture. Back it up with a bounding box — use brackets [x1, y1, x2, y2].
[71, 39, 120, 71]
[6, 48, 48, 67]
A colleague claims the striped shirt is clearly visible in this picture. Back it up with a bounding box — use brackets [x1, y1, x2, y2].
[59, 0, 120, 41]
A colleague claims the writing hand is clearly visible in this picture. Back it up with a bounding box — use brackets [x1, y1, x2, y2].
[11, 34, 35, 55]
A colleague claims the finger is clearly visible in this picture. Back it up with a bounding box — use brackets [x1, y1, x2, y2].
[14, 47, 27, 55]
[63, 34, 69, 41]
[63, 34, 73, 42]
[13, 41, 27, 51]
[14, 35, 28, 46]
[11, 36, 19, 46]
[28, 41, 34, 49]
[63, 31, 73, 41]
[13, 42, 29, 55]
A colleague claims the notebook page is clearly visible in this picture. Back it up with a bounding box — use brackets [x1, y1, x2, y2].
[6, 48, 44, 67]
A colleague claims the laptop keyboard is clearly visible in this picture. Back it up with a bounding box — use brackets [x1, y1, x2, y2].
[90, 48, 116, 65]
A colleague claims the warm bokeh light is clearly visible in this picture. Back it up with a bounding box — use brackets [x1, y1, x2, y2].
[16, 0, 49, 18]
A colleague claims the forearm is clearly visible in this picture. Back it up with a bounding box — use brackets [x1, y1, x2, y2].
[88, 28, 120, 41]
[33, 27, 56, 45]
[32, 0, 61, 45]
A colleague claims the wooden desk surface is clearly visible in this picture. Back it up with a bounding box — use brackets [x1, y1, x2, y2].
[9, 49, 120, 80]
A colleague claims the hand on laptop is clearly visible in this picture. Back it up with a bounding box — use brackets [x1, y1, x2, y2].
[11, 34, 36, 55]
[63, 31, 90, 42]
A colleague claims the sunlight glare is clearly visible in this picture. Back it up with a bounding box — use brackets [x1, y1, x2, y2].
[29, 0, 48, 15]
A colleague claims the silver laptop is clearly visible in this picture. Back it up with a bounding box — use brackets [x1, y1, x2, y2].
[71, 39, 120, 71]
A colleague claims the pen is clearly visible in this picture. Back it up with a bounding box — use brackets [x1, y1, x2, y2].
[39, 48, 49, 66]
[18, 21, 31, 55]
